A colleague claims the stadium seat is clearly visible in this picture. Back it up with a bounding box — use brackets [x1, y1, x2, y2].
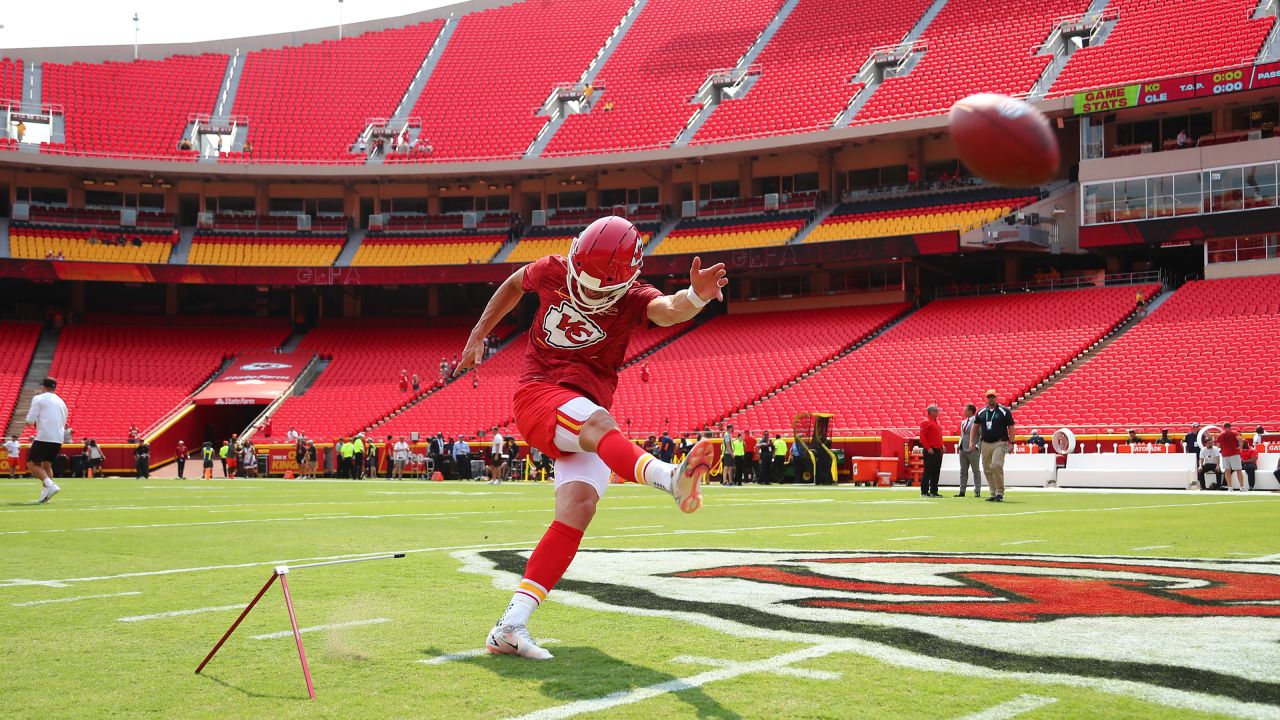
[43, 319, 291, 441]
[807, 188, 1039, 244]
[268, 321, 476, 441]
[228, 22, 444, 163]
[1048, 0, 1272, 98]
[351, 233, 506, 266]
[654, 213, 809, 255]
[1018, 276, 1280, 432]
[853, 0, 1087, 125]
[0, 322, 41, 431]
[10, 225, 177, 264]
[373, 322, 686, 438]
[42, 53, 226, 160]
[607, 304, 909, 435]
[692, 0, 932, 144]
[187, 233, 346, 266]
[543, 0, 787, 157]
[386, 0, 636, 163]
[729, 285, 1159, 434]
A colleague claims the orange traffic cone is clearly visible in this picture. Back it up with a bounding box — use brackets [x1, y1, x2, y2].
[284, 470, 294, 479]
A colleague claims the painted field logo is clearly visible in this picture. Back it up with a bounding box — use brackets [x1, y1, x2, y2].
[466, 549, 1280, 710]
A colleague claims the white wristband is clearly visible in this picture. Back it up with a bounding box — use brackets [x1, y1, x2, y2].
[685, 286, 711, 308]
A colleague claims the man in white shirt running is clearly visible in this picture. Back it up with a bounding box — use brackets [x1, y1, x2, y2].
[24, 377, 68, 504]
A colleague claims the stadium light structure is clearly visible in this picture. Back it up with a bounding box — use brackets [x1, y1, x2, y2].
[338, 0, 344, 40]
[132, 13, 140, 60]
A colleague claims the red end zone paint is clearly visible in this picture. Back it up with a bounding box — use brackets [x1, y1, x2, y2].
[674, 556, 1280, 622]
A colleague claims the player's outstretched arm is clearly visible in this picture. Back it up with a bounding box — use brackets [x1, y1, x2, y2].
[646, 256, 728, 327]
[456, 266, 527, 375]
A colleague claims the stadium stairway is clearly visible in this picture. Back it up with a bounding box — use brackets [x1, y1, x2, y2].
[640, 215, 683, 256]
[834, 0, 948, 127]
[278, 326, 310, 353]
[5, 326, 59, 438]
[238, 353, 322, 443]
[1028, 0, 1118, 99]
[211, 50, 244, 122]
[0, 218, 9, 259]
[788, 201, 840, 244]
[335, 229, 365, 267]
[363, 329, 522, 435]
[391, 14, 459, 126]
[523, 0, 650, 159]
[21, 62, 41, 114]
[673, 0, 802, 146]
[368, 14, 461, 166]
[1258, 0, 1280, 63]
[1012, 284, 1170, 410]
[169, 227, 195, 264]
[719, 303, 916, 425]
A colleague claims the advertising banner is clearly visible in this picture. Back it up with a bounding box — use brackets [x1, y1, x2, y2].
[192, 353, 308, 406]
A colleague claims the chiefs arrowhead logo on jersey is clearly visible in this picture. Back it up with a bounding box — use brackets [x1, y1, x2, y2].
[460, 549, 1280, 712]
[542, 301, 606, 350]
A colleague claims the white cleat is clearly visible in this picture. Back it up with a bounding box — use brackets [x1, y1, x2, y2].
[671, 439, 712, 514]
[486, 623, 553, 660]
[38, 484, 60, 504]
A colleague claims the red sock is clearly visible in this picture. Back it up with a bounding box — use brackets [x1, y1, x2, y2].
[519, 520, 585, 601]
[595, 428, 648, 483]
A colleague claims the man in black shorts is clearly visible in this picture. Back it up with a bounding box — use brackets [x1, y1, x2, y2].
[25, 378, 68, 504]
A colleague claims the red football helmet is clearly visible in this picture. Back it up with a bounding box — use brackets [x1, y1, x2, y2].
[566, 215, 643, 314]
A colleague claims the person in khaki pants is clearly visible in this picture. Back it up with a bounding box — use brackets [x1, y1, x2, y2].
[956, 403, 983, 497]
[972, 389, 1015, 502]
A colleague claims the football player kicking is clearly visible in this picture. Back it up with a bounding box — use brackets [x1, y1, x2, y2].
[456, 216, 726, 660]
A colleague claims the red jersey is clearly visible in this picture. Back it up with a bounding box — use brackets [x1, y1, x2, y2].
[744, 435, 757, 455]
[1218, 428, 1241, 457]
[520, 255, 662, 408]
[920, 418, 944, 450]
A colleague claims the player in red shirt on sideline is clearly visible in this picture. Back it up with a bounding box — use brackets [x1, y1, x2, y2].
[1217, 421, 1246, 492]
[456, 216, 726, 660]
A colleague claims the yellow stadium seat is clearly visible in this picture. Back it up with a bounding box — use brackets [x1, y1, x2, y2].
[187, 241, 342, 266]
[350, 241, 503, 266]
[11, 232, 174, 264]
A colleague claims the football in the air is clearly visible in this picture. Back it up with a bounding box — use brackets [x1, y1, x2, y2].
[948, 93, 1060, 187]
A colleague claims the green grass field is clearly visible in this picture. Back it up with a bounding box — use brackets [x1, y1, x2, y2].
[1, 478, 1277, 720]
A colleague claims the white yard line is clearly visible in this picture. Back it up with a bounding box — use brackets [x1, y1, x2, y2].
[0, 498, 1261, 591]
[954, 694, 1058, 720]
[670, 654, 841, 681]
[788, 532, 827, 537]
[13, 591, 141, 607]
[117, 604, 244, 622]
[1131, 545, 1172, 551]
[504, 644, 845, 720]
[1251, 552, 1280, 562]
[889, 535, 932, 541]
[1001, 540, 1046, 547]
[251, 618, 390, 640]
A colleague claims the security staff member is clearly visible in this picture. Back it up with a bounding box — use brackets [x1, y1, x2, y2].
[352, 434, 366, 480]
[758, 431, 774, 484]
[972, 389, 1014, 502]
[201, 442, 215, 479]
[218, 441, 230, 477]
[772, 434, 787, 483]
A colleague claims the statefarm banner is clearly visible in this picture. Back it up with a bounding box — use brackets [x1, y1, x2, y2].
[1073, 61, 1280, 115]
[192, 353, 309, 406]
